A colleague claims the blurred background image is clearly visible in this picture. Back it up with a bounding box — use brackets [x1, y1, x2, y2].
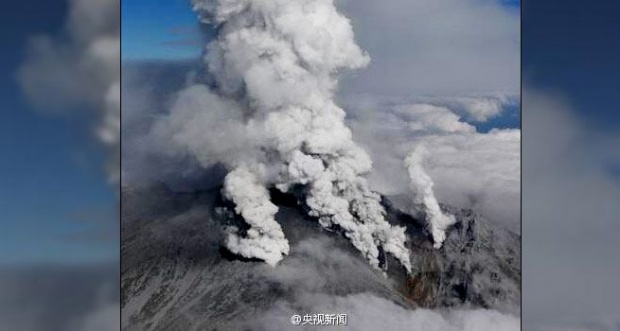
[0, 0, 119, 330]
[523, 1, 620, 330]
[0, 0, 618, 330]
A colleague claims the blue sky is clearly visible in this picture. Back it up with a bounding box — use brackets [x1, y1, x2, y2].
[0, 1, 117, 265]
[474, 103, 521, 133]
[122, 0, 201, 60]
[122, 0, 520, 62]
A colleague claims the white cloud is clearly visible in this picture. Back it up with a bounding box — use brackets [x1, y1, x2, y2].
[418, 128, 520, 229]
[255, 292, 519, 331]
[452, 96, 511, 122]
[348, 100, 520, 230]
[394, 104, 476, 134]
[338, 0, 519, 98]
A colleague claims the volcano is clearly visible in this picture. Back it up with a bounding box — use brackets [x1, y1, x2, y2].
[121, 184, 520, 330]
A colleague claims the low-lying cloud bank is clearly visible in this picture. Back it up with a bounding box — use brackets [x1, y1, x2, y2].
[246, 237, 519, 331]
[255, 293, 519, 331]
[0, 264, 119, 331]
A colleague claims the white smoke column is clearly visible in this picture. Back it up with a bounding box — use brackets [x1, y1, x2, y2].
[18, 0, 120, 184]
[405, 145, 455, 248]
[191, 0, 411, 271]
[223, 166, 290, 266]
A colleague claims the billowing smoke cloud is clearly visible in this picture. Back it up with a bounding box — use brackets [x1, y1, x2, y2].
[405, 145, 455, 248]
[150, 0, 412, 271]
[18, 0, 120, 183]
[223, 166, 290, 266]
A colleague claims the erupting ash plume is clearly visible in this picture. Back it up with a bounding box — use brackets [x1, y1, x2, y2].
[187, 0, 411, 271]
[405, 145, 455, 248]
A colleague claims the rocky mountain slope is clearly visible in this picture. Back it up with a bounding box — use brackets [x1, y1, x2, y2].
[121, 185, 520, 330]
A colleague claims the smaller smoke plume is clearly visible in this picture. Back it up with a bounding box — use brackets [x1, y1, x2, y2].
[405, 145, 455, 248]
[223, 166, 290, 266]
